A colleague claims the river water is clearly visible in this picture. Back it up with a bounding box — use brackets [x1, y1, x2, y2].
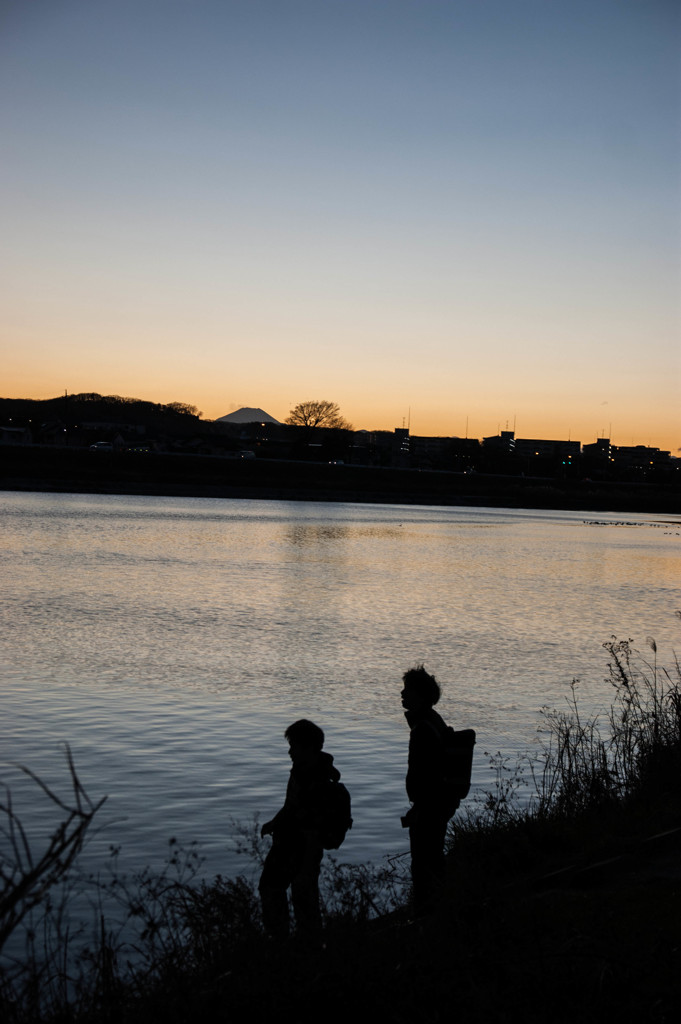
[1, 490, 679, 888]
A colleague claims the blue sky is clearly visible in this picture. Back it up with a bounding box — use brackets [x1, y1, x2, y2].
[2, 0, 679, 447]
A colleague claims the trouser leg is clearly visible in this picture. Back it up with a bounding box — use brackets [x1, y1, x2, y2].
[290, 832, 323, 935]
[259, 831, 323, 938]
[409, 812, 448, 911]
[259, 841, 293, 938]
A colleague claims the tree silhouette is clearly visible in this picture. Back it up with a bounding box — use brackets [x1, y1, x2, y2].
[166, 401, 202, 418]
[0, 746, 106, 954]
[285, 400, 352, 432]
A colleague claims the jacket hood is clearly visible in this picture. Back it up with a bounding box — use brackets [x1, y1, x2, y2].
[320, 750, 341, 782]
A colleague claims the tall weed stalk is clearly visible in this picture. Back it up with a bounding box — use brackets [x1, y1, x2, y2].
[538, 635, 681, 818]
[452, 628, 681, 875]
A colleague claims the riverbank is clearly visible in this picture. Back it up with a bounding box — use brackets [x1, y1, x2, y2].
[211, 824, 680, 1024]
[2, 444, 679, 513]
[3, 809, 679, 1023]
[2, 639, 679, 1022]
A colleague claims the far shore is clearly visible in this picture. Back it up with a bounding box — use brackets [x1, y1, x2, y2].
[1, 444, 679, 515]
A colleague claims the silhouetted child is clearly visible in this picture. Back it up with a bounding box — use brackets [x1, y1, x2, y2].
[258, 719, 341, 939]
[401, 665, 460, 913]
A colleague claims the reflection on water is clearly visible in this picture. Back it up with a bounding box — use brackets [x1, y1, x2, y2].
[0, 491, 679, 882]
[287, 522, 407, 545]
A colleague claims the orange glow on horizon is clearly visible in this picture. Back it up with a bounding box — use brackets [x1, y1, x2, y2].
[2, 380, 678, 454]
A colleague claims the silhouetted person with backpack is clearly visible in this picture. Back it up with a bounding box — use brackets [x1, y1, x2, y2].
[401, 665, 470, 914]
[259, 719, 350, 940]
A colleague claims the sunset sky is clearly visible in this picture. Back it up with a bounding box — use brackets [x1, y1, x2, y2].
[2, 0, 679, 449]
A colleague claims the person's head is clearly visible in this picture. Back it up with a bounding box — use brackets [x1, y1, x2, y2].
[285, 719, 324, 763]
[401, 665, 440, 711]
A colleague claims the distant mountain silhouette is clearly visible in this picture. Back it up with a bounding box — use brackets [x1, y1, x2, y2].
[216, 407, 280, 424]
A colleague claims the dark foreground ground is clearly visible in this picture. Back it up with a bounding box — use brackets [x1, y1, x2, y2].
[3, 789, 678, 1024]
[2, 444, 679, 513]
[128, 816, 681, 1024]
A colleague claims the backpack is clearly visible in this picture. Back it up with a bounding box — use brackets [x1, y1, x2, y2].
[319, 779, 353, 850]
[441, 727, 476, 802]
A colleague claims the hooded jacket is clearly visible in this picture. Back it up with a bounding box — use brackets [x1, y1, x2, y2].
[270, 751, 341, 836]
